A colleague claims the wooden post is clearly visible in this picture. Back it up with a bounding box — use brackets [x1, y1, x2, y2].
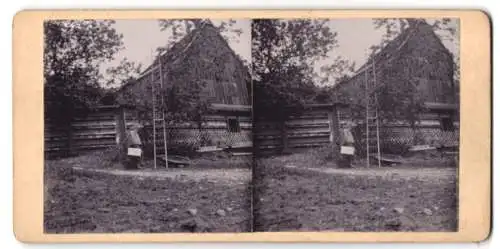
[329, 105, 341, 158]
[328, 111, 335, 144]
[115, 106, 127, 163]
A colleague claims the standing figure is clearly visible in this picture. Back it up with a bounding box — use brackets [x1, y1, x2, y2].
[339, 121, 356, 168]
[126, 123, 143, 170]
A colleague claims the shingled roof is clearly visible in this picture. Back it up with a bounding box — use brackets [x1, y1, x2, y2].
[333, 19, 454, 91]
[116, 20, 252, 107]
[119, 20, 250, 95]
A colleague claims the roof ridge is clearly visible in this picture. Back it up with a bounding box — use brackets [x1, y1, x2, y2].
[140, 22, 208, 77]
[332, 24, 419, 90]
[358, 28, 417, 74]
[117, 21, 250, 94]
[356, 26, 415, 73]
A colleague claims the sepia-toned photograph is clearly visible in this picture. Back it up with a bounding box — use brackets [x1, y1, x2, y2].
[43, 17, 459, 234]
[252, 18, 459, 232]
[43, 19, 253, 233]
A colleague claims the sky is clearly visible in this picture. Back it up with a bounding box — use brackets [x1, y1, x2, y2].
[102, 18, 458, 86]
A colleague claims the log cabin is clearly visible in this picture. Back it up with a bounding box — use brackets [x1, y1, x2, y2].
[333, 19, 459, 152]
[115, 20, 252, 154]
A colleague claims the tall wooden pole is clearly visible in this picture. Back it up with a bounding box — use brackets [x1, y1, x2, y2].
[151, 50, 157, 169]
[158, 54, 169, 168]
[365, 68, 369, 168]
[372, 59, 381, 168]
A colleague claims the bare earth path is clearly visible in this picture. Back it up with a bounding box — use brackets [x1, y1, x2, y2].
[73, 163, 454, 185]
[72, 166, 251, 185]
[283, 164, 456, 181]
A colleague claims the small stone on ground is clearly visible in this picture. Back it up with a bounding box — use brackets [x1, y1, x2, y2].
[216, 209, 226, 216]
[423, 208, 433, 215]
[187, 208, 198, 216]
[393, 207, 405, 214]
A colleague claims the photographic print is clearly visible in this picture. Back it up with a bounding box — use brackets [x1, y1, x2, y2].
[20, 10, 487, 241]
[252, 18, 460, 232]
[43, 19, 253, 233]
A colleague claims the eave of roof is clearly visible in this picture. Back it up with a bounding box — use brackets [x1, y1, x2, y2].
[423, 102, 458, 111]
[210, 103, 252, 113]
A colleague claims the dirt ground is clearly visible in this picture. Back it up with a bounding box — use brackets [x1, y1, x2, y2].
[45, 148, 458, 233]
[44, 153, 252, 233]
[253, 151, 458, 232]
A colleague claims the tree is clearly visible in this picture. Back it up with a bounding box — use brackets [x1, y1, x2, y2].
[317, 56, 356, 87]
[104, 58, 142, 88]
[98, 59, 143, 105]
[314, 74, 353, 104]
[252, 19, 340, 119]
[44, 20, 124, 123]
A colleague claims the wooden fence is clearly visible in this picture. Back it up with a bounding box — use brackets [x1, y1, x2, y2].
[44, 104, 253, 159]
[254, 103, 459, 156]
[139, 114, 253, 157]
[44, 105, 124, 158]
[45, 103, 458, 158]
[254, 104, 342, 154]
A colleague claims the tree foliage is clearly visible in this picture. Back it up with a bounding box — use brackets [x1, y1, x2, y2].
[252, 19, 341, 119]
[44, 20, 125, 123]
[317, 56, 356, 87]
[104, 58, 142, 88]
